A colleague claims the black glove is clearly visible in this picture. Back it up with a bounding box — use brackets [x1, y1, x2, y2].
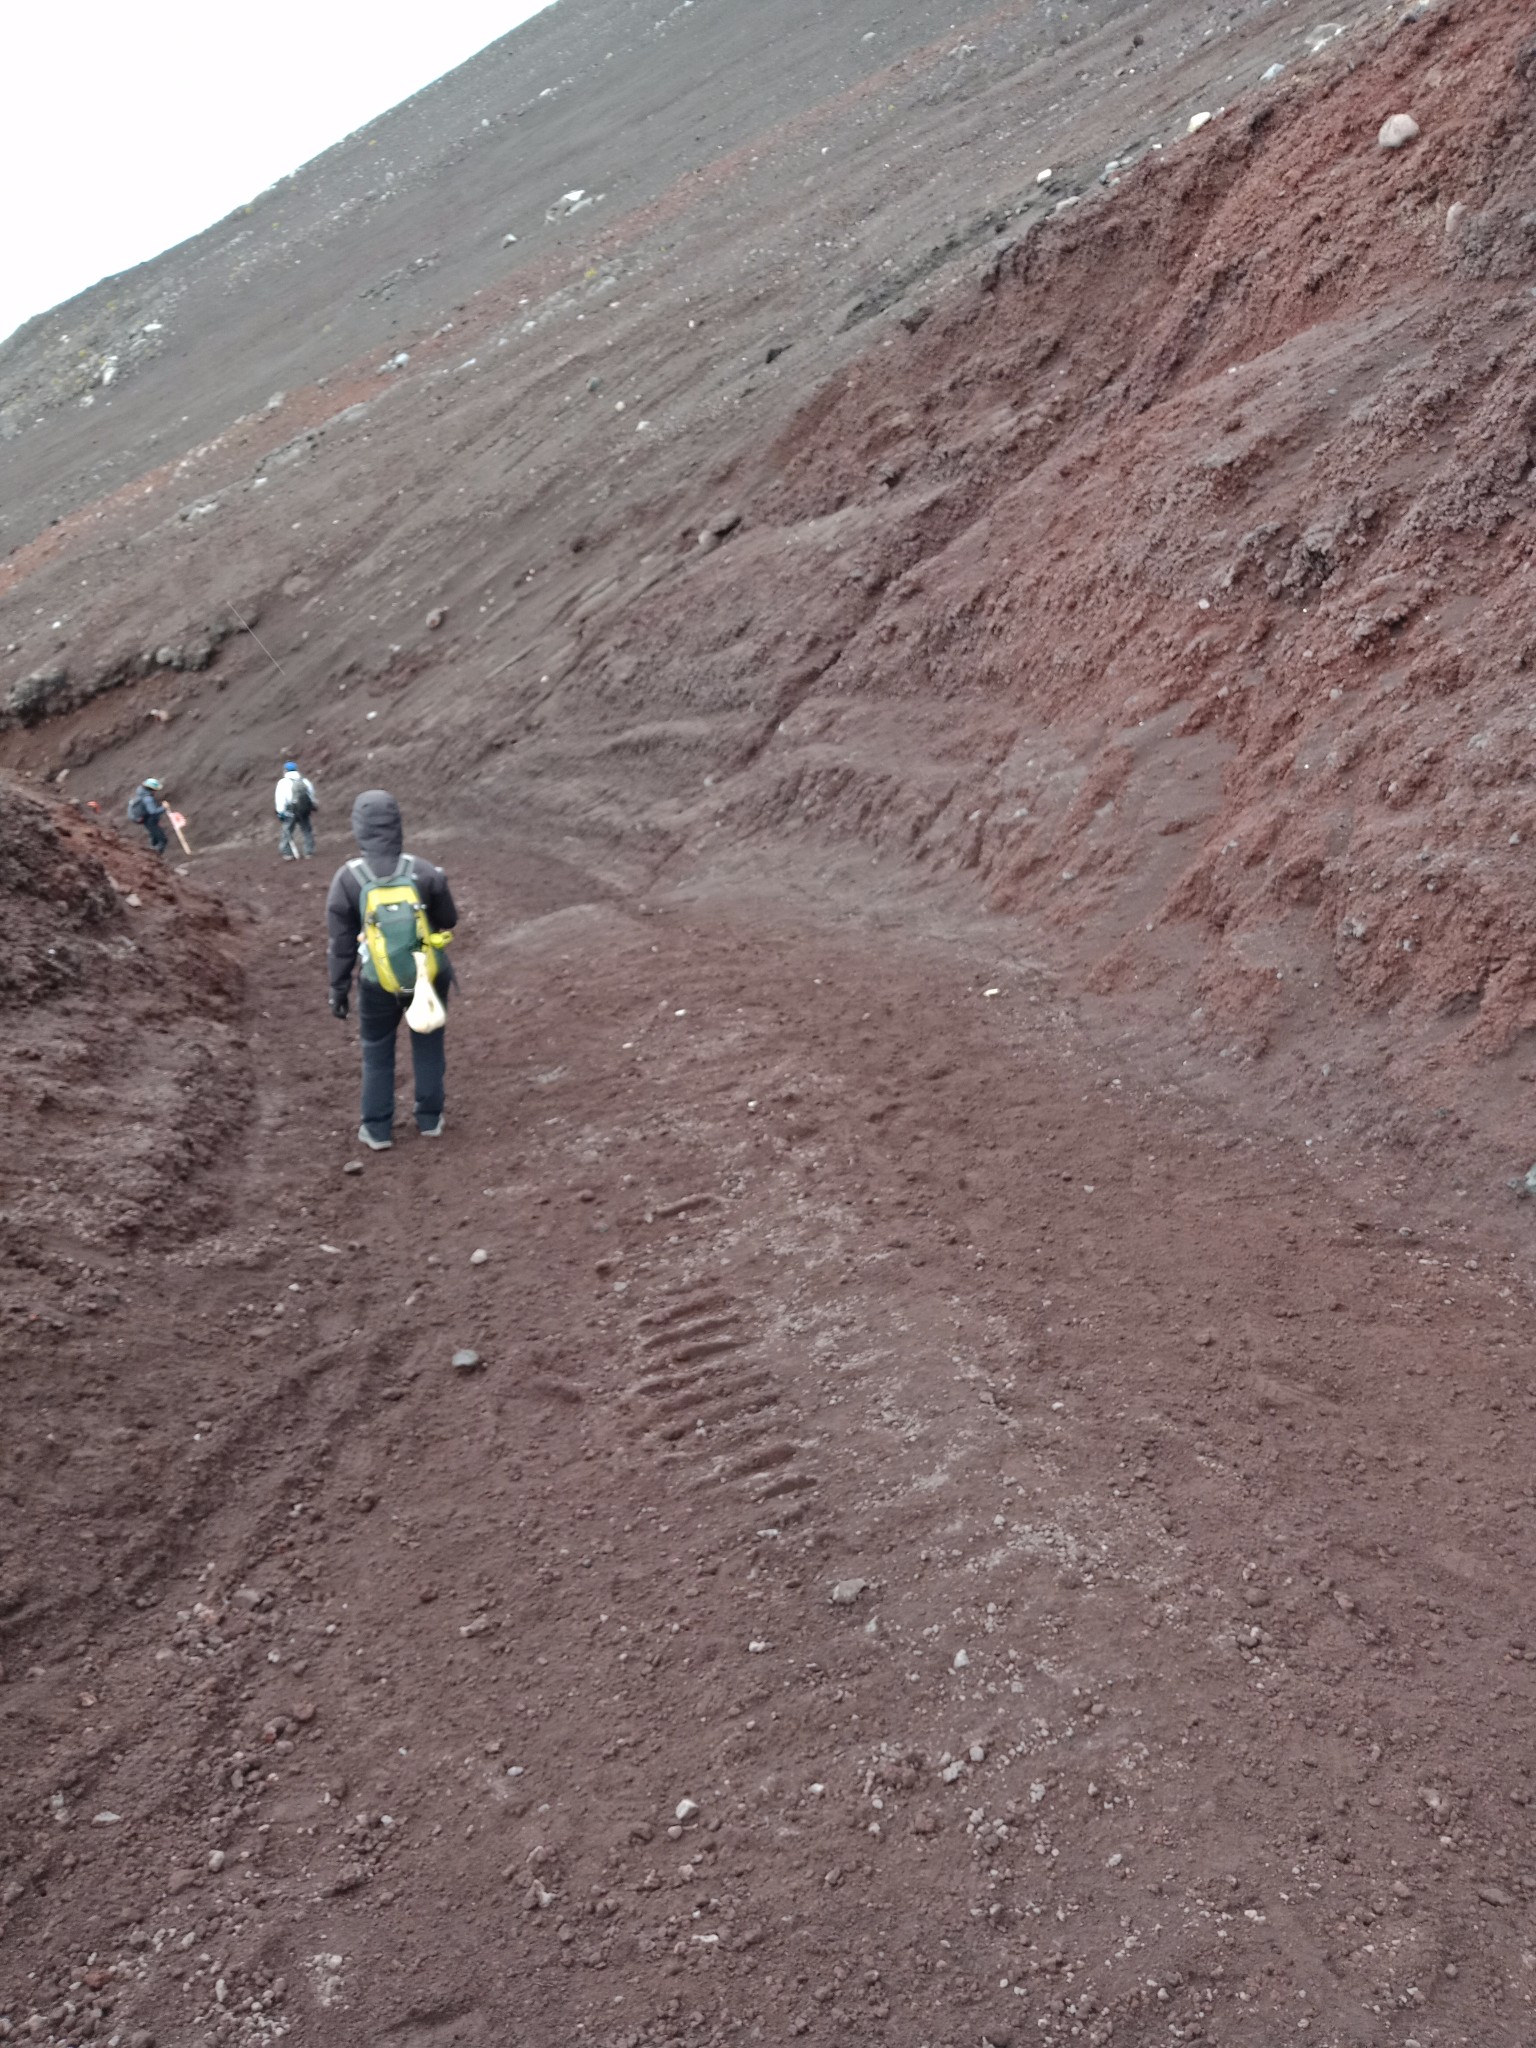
[329, 990, 349, 1020]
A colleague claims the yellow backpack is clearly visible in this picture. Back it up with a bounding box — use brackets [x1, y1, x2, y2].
[351, 858, 445, 993]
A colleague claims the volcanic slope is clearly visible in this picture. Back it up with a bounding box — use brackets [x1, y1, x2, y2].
[6, 2, 1536, 2047]
[0, 0, 1376, 541]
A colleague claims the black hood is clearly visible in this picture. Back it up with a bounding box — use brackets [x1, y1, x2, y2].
[352, 789, 403, 872]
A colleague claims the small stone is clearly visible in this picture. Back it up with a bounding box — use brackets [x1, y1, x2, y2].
[452, 1349, 482, 1373]
[425, 607, 448, 630]
[1188, 111, 1213, 134]
[1478, 1883, 1517, 1907]
[953, 1648, 970, 1669]
[1036, 168, 1052, 184]
[675, 1798, 700, 1822]
[1393, 1880, 1413, 1899]
[830, 1578, 868, 1605]
[128, 2033, 156, 2048]
[941, 1760, 964, 1783]
[1378, 113, 1420, 149]
[1260, 61, 1285, 81]
[969, 1744, 986, 1763]
[470, 1249, 489, 1265]
[91, 1811, 122, 1825]
[208, 1849, 226, 1872]
[1333, 1590, 1358, 1615]
[342, 1161, 363, 1177]
[167, 1867, 196, 1894]
[2, 1879, 24, 1906]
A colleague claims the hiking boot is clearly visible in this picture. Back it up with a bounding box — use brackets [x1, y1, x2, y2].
[418, 1116, 445, 1139]
[357, 1125, 393, 1151]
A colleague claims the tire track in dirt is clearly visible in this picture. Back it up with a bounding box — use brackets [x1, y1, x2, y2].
[629, 1286, 820, 1527]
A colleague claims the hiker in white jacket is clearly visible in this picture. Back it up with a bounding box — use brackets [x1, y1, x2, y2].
[275, 761, 318, 860]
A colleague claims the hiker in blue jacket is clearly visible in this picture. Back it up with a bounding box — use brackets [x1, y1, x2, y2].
[325, 790, 458, 1150]
[127, 777, 169, 855]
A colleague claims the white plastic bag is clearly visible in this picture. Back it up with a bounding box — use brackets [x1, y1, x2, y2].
[405, 953, 446, 1034]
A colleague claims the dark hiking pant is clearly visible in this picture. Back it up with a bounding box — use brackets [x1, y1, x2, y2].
[358, 977, 449, 1140]
[142, 818, 168, 855]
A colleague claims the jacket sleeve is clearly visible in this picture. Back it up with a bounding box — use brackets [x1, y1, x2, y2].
[326, 865, 361, 997]
[421, 863, 458, 933]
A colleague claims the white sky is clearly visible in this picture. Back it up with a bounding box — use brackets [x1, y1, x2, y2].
[1, 2, 553, 346]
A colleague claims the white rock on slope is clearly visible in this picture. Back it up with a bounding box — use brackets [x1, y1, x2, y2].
[1378, 113, 1420, 149]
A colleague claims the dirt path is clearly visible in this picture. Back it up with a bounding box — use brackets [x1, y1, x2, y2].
[6, 824, 1536, 2047]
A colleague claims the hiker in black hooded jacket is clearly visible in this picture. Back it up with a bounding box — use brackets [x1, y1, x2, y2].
[326, 789, 458, 1149]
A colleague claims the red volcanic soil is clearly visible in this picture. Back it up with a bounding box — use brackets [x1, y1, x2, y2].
[4, 2, 1536, 2045]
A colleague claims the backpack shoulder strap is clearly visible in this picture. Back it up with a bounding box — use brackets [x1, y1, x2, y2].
[349, 857, 376, 888]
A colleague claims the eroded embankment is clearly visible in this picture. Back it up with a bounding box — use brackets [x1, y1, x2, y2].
[536, 1, 1536, 1073]
[0, 778, 247, 1261]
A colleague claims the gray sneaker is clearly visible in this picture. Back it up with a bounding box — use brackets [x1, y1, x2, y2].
[357, 1125, 393, 1151]
[418, 1116, 445, 1139]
